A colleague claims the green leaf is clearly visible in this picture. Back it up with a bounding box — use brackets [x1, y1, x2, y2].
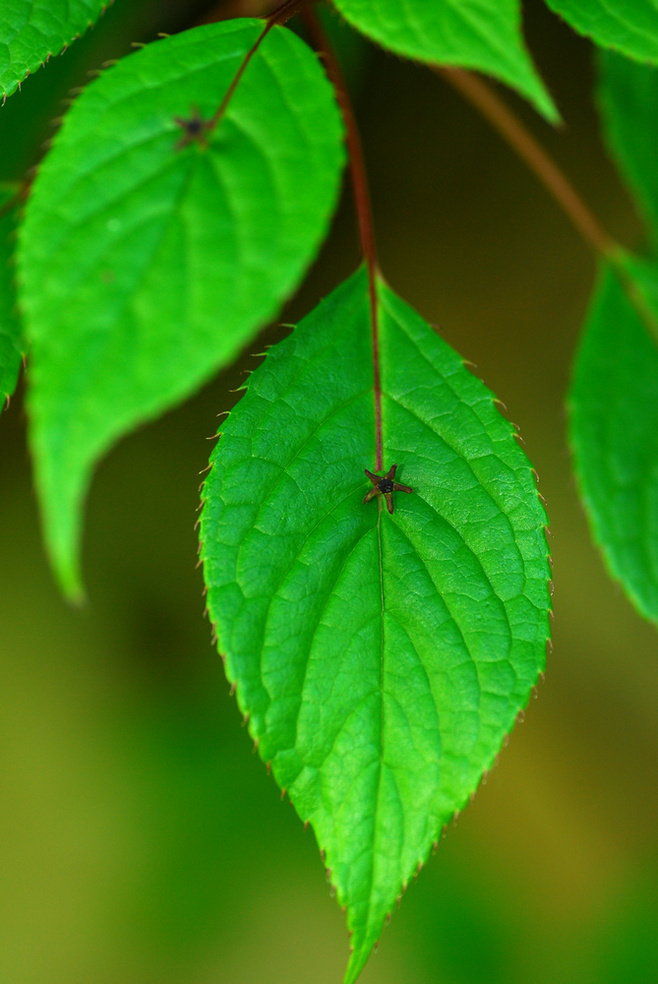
[200, 268, 552, 983]
[18, 19, 344, 599]
[0, 186, 22, 405]
[597, 49, 658, 247]
[0, 0, 107, 102]
[569, 258, 658, 625]
[545, 0, 658, 63]
[330, 0, 558, 122]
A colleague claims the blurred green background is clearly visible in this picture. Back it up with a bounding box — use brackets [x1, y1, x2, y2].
[2, 1, 658, 982]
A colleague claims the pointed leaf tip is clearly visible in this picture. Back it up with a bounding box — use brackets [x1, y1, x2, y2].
[331, 0, 559, 122]
[200, 267, 552, 979]
[19, 20, 344, 595]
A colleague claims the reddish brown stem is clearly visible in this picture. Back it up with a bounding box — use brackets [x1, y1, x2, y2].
[300, 8, 383, 471]
[438, 67, 616, 260]
[437, 68, 658, 345]
[209, 0, 312, 130]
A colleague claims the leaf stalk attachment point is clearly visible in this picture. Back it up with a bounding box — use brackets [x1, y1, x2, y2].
[209, 0, 314, 131]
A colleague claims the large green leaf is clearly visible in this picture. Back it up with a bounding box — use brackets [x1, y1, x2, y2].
[569, 258, 658, 624]
[18, 19, 344, 599]
[200, 268, 552, 983]
[545, 0, 658, 63]
[0, 0, 106, 102]
[597, 50, 658, 246]
[0, 186, 22, 405]
[330, 0, 558, 121]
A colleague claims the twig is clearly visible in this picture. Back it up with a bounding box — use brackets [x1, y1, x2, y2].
[438, 66, 616, 261]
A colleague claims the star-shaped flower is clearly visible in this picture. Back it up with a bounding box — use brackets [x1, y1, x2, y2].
[174, 106, 211, 150]
[363, 463, 413, 514]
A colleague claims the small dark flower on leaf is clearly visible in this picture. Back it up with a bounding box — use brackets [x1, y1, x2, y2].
[174, 107, 210, 150]
[363, 463, 413, 514]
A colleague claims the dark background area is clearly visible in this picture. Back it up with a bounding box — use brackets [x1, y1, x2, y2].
[2, 1, 657, 982]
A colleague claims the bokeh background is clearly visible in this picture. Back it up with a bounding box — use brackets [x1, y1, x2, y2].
[2, 1, 658, 982]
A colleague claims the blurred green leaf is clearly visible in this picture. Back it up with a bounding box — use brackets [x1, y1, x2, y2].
[0, 185, 22, 404]
[569, 257, 658, 625]
[0, 0, 107, 101]
[596, 854, 658, 984]
[597, 50, 658, 247]
[545, 0, 658, 62]
[18, 19, 344, 599]
[200, 267, 552, 983]
[330, 0, 558, 121]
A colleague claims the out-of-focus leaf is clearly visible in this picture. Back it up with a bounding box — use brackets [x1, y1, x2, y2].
[546, 0, 658, 63]
[331, 0, 558, 121]
[0, 0, 107, 102]
[200, 267, 552, 983]
[570, 257, 658, 625]
[597, 49, 658, 247]
[18, 20, 344, 599]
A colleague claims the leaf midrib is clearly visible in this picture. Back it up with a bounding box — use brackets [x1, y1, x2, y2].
[370, 502, 387, 943]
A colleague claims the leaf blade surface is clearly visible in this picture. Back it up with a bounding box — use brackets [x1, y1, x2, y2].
[200, 268, 552, 982]
[545, 0, 658, 62]
[597, 50, 658, 246]
[18, 20, 344, 597]
[0, 0, 106, 101]
[569, 259, 658, 624]
[331, 0, 558, 121]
